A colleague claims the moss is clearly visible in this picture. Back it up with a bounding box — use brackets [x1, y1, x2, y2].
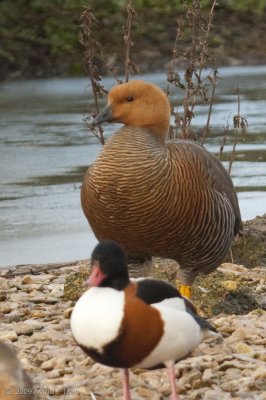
[64, 257, 263, 317]
[231, 233, 266, 268]
[191, 271, 260, 316]
[63, 267, 89, 301]
[230, 214, 266, 268]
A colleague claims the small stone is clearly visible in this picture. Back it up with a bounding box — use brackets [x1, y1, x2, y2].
[64, 307, 73, 319]
[178, 371, 202, 388]
[258, 352, 266, 362]
[0, 304, 11, 314]
[28, 291, 45, 302]
[254, 367, 266, 380]
[220, 379, 241, 392]
[33, 353, 50, 366]
[0, 292, 7, 301]
[41, 358, 56, 371]
[15, 320, 44, 336]
[6, 310, 25, 323]
[202, 368, 216, 383]
[0, 277, 10, 290]
[222, 280, 238, 291]
[43, 297, 58, 304]
[32, 331, 51, 341]
[23, 274, 55, 285]
[234, 342, 253, 354]
[46, 369, 61, 379]
[0, 269, 10, 277]
[76, 386, 90, 395]
[54, 357, 68, 369]
[48, 284, 64, 298]
[192, 378, 204, 389]
[30, 310, 47, 318]
[0, 330, 18, 342]
[63, 367, 73, 374]
[226, 328, 246, 343]
[21, 275, 35, 284]
[135, 386, 159, 398]
[219, 263, 248, 275]
[225, 368, 242, 380]
[203, 388, 232, 399]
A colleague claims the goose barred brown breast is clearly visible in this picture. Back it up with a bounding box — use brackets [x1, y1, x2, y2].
[81, 80, 242, 297]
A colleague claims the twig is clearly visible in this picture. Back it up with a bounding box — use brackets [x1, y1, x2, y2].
[201, 67, 219, 144]
[90, 392, 97, 400]
[100, 49, 123, 84]
[80, 7, 107, 145]
[228, 89, 248, 174]
[219, 115, 230, 160]
[186, 0, 218, 138]
[167, 0, 218, 140]
[124, 0, 139, 82]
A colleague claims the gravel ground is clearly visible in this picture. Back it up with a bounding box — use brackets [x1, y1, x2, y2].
[0, 261, 265, 400]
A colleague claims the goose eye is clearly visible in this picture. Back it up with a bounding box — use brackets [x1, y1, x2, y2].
[126, 96, 134, 102]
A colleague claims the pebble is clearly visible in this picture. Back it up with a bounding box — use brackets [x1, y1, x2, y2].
[0, 277, 10, 290]
[233, 341, 253, 353]
[202, 368, 216, 383]
[41, 359, 56, 371]
[46, 369, 61, 379]
[0, 330, 18, 342]
[222, 280, 239, 290]
[21, 275, 35, 285]
[0, 262, 265, 400]
[0, 304, 11, 314]
[15, 320, 44, 336]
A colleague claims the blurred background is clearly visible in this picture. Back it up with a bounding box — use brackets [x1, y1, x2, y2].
[0, 0, 265, 267]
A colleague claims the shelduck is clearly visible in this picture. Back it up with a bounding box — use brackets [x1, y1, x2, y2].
[71, 241, 217, 400]
[81, 79, 242, 298]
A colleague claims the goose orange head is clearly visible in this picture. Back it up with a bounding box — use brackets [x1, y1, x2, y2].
[92, 80, 171, 141]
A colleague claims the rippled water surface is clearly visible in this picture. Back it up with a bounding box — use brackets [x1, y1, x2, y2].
[0, 66, 266, 267]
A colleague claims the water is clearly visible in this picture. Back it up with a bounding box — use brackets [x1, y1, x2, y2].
[0, 66, 266, 267]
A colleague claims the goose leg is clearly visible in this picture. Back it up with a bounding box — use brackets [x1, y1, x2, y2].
[121, 368, 131, 400]
[166, 364, 179, 400]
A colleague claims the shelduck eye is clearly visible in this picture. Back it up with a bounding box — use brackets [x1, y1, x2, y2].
[126, 96, 134, 102]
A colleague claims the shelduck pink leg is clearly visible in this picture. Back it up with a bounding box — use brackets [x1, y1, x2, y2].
[166, 364, 179, 400]
[121, 368, 131, 400]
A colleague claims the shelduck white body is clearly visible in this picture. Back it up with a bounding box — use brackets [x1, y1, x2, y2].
[71, 287, 125, 354]
[71, 284, 207, 369]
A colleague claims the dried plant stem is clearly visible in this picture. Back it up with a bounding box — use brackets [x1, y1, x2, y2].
[80, 8, 106, 145]
[100, 49, 123, 84]
[124, 0, 133, 82]
[201, 68, 219, 144]
[228, 132, 239, 175]
[228, 92, 241, 174]
[188, 0, 217, 136]
[228, 89, 248, 174]
[167, 0, 218, 140]
[124, 0, 139, 82]
[219, 116, 230, 160]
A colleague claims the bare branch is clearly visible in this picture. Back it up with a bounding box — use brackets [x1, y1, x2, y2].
[228, 89, 248, 174]
[167, 0, 218, 140]
[219, 115, 230, 160]
[80, 7, 106, 145]
[201, 67, 219, 144]
[124, 0, 139, 82]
